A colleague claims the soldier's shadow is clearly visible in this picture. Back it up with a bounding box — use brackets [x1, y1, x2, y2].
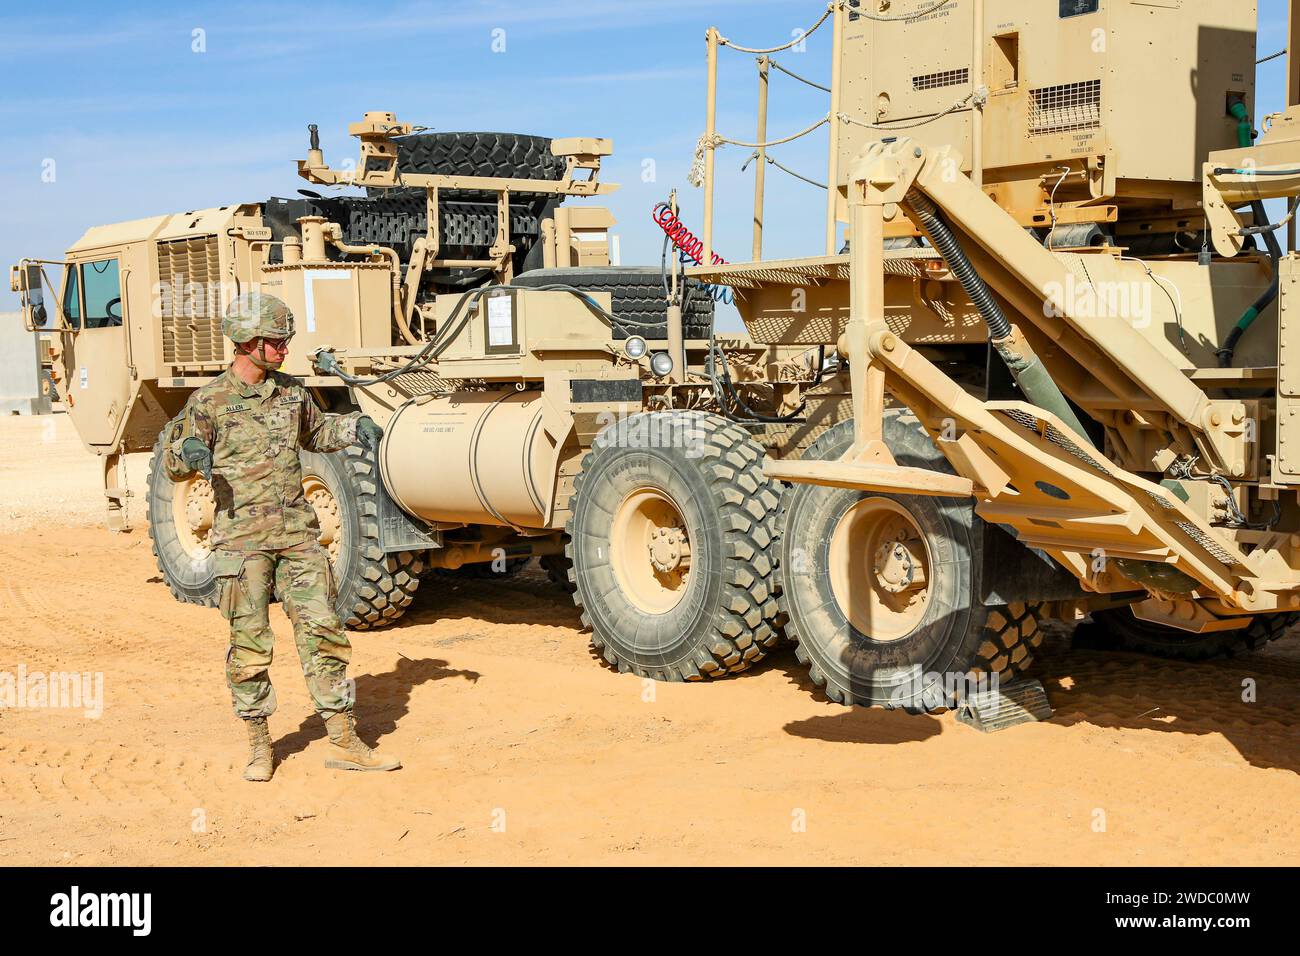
[274, 656, 479, 760]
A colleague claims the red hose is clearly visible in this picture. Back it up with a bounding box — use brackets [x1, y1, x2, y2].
[653, 202, 728, 267]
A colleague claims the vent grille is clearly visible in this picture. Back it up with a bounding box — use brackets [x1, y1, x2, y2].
[1028, 79, 1101, 135]
[158, 236, 224, 365]
[912, 68, 969, 91]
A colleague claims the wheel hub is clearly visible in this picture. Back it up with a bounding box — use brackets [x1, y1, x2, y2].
[186, 480, 214, 536]
[610, 488, 692, 614]
[303, 476, 341, 563]
[648, 526, 690, 574]
[172, 476, 215, 557]
[873, 535, 926, 594]
[829, 497, 932, 642]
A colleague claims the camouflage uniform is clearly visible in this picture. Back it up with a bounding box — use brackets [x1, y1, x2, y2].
[165, 364, 362, 720]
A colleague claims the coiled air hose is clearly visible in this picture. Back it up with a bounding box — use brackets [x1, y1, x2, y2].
[906, 190, 1094, 446]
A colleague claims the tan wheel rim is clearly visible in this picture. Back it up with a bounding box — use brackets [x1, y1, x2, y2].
[303, 475, 341, 564]
[828, 497, 931, 642]
[609, 487, 692, 614]
[171, 475, 215, 558]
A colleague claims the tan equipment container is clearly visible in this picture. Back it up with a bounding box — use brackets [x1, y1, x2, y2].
[839, 0, 1256, 239]
[681, 1, 1300, 711]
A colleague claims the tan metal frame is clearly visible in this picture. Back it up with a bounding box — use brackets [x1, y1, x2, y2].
[298, 112, 618, 286]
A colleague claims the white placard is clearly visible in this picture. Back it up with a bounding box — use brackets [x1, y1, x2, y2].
[487, 295, 514, 348]
[302, 269, 349, 334]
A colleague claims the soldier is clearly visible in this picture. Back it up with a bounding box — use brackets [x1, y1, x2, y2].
[165, 291, 399, 782]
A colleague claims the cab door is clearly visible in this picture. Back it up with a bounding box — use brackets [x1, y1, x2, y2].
[59, 254, 133, 447]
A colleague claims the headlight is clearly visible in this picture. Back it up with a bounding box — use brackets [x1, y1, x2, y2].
[624, 335, 648, 359]
[650, 351, 674, 378]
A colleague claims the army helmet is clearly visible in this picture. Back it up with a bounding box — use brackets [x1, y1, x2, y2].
[221, 291, 295, 344]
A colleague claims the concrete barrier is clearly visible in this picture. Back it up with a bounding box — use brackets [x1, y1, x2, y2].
[0, 311, 52, 415]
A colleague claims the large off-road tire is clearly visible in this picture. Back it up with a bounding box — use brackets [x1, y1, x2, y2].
[299, 446, 425, 630]
[270, 133, 567, 292]
[567, 411, 782, 680]
[777, 415, 1043, 712]
[146, 429, 425, 629]
[540, 550, 576, 595]
[390, 132, 568, 184]
[512, 267, 715, 340]
[147, 430, 219, 607]
[340, 194, 546, 261]
[1091, 607, 1299, 660]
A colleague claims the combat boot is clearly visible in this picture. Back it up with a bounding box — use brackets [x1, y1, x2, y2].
[322, 712, 401, 772]
[242, 717, 274, 782]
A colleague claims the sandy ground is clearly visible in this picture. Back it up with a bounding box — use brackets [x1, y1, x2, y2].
[1, 413, 1299, 866]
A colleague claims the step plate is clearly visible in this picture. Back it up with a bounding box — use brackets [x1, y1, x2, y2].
[956, 679, 1054, 733]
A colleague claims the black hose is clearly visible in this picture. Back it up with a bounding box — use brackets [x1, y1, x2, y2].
[806, 345, 829, 389]
[1212, 166, 1300, 177]
[708, 344, 806, 423]
[1216, 200, 1281, 367]
[906, 191, 1012, 340]
[317, 280, 664, 386]
[1239, 195, 1300, 237]
[905, 189, 1094, 446]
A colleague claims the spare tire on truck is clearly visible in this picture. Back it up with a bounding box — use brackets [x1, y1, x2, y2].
[383, 131, 569, 186]
[512, 267, 715, 340]
[369, 131, 568, 283]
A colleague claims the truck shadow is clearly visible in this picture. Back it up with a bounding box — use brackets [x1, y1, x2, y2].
[273, 656, 480, 760]
[1031, 621, 1300, 774]
[394, 563, 583, 631]
[765, 620, 1300, 770]
[768, 647, 942, 744]
[383, 569, 1300, 772]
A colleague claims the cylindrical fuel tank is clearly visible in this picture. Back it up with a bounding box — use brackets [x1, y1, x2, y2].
[379, 390, 553, 529]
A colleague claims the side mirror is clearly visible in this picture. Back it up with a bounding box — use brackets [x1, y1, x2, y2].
[11, 262, 47, 331]
[10, 264, 41, 293]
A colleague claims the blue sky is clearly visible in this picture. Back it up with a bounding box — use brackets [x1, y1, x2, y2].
[0, 0, 1292, 323]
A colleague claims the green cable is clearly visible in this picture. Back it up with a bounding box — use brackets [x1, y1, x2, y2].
[1215, 101, 1278, 367]
[1229, 99, 1253, 148]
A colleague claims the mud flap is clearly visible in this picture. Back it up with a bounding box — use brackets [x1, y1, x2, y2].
[956, 678, 1054, 732]
[374, 460, 442, 554]
[977, 521, 1088, 606]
